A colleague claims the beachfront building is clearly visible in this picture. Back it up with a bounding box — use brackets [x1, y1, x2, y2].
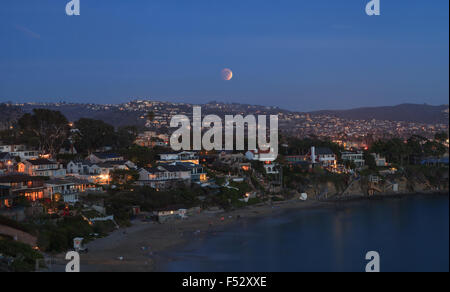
[155, 207, 189, 223]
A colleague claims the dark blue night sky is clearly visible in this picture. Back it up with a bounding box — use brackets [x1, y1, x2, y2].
[1, 0, 448, 111]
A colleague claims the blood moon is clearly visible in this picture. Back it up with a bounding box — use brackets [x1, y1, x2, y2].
[221, 68, 233, 81]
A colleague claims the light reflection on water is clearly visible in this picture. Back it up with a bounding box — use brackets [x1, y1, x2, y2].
[165, 195, 449, 272]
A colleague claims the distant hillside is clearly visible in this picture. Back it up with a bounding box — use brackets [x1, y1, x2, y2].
[1, 102, 448, 130]
[309, 104, 449, 124]
[20, 104, 147, 129]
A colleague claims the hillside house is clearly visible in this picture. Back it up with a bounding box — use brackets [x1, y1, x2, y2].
[371, 153, 388, 167]
[309, 147, 337, 168]
[137, 165, 191, 189]
[18, 159, 66, 178]
[0, 144, 40, 161]
[89, 153, 124, 164]
[45, 178, 93, 203]
[285, 155, 308, 164]
[0, 174, 46, 202]
[158, 151, 199, 165]
[169, 162, 208, 183]
[218, 151, 245, 165]
[245, 149, 276, 162]
[67, 159, 135, 184]
[0, 153, 14, 173]
[341, 151, 365, 168]
[0, 185, 12, 209]
[264, 162, 280, 175]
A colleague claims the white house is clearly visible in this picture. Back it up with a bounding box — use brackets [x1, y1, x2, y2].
[169, 162, 207, 183]
[18, 159, 66, 178]
[137, 165, 191, 189]
[67, 159, 136, 185]
[45, 177, 94, 203]
[0, 144, 40, 161]
[156, 208, 186, 223]
[158, 151, 199, 164]
[264, 163, 279, 175]
[245, 148, 276, 162]
[371, 153, 388, 167]
[218, 151, 245, 165]
[68, 159, 135, 175]
[309, 147, 337, 167]
[67, 160, 96, 175]
[341, 151, 365, 168]
[89, 153, 124, 164]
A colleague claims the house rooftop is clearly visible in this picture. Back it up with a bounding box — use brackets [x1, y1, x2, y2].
[96, 161, 130, 168]
[0, 152, 12, 160]
[0, 173, 45, 183]
[142, 164, 190, 173]
[159, 151, 198, 156]
[170, 162, 199, 169]
[142, 167, 164, 173]
[46, 178, 76, 186]
[315, 147, 335, 155]
[92, 152, 122, 159]
[71, 159, 96, 166]
[26, 159, 57, 166]
[161, 165, 190, 172]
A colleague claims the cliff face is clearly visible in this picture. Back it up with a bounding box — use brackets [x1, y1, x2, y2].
[304, 173, 448, 199]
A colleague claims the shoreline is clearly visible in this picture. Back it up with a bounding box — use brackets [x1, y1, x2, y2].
[326, 190, 449, 202]
[54, 190, 448, 272]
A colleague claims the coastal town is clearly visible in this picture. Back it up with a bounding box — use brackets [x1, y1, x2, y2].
[0, 103, 448, 272]
[3, 100, 448, 141]
[1, 0, 448, 275]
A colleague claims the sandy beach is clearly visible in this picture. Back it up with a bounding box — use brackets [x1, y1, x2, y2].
[46, 191, 447, 272]
[72, 199, 334, 272]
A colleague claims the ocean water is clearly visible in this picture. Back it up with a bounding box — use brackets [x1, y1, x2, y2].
[164, 194, 449, 272]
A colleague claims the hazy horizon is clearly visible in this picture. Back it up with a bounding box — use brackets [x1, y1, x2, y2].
[2, 97, 448, 114]
[1, 0, 449, 112]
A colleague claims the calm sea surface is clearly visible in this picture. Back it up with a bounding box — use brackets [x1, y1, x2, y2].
[164, 194, 449, 272]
